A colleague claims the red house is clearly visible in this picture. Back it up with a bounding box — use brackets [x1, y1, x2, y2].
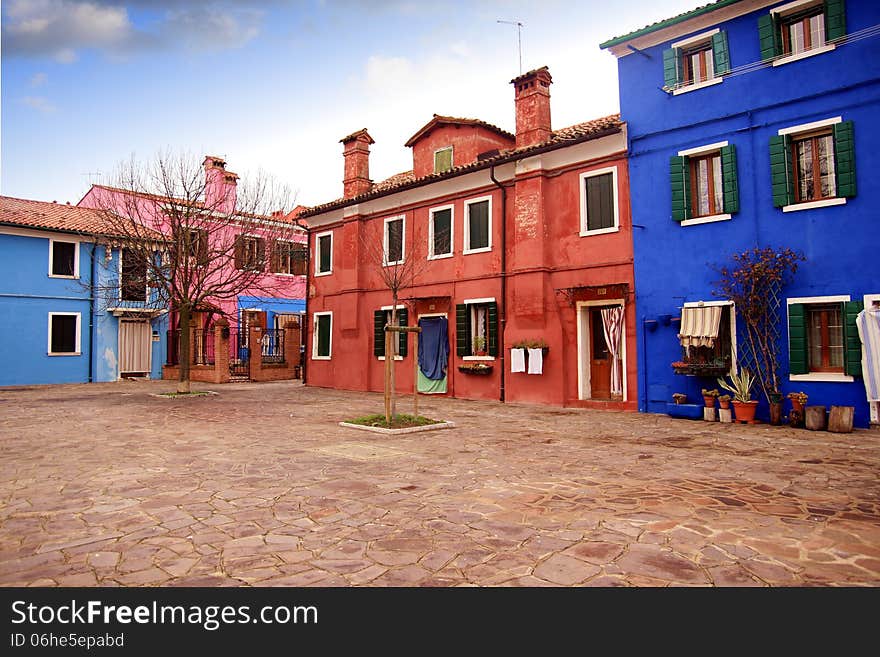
[301, 67, 636, 409]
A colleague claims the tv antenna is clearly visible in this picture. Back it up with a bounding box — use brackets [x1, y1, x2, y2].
[81, 171, 103, 185]
[497, 20, 524, 74]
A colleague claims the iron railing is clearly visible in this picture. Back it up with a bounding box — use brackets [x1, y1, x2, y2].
[165, 328, 214, 366]
[261, 328, 285, 363]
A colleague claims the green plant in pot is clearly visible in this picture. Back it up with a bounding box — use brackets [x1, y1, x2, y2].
[717, 369, 757, 423]
[472, 335, 487, 356]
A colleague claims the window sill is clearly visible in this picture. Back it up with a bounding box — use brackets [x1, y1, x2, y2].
[427, 253, 453, 261]
[789, 373, 854, 383]
[463, 247, 492, 255]
[272, 272, 306, 278]
[772, 44, 835, 67]
[782, 198, 846, 213]
[314, 270, 333, 277]
[377, 356, 404, 361]
[580, 226, 620, 237]
[383, 260, 406, 267]
[48, 274, 79, 279]
[48, 352, 81, 357]
[312, 355, 332, 361]
[680, 213, 732, 226]
[463, 356, 495, 361]
[672, 77, 723, 96]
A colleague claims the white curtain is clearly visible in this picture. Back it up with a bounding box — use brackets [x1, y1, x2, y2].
[601, 306, 624, 397]
[120, 320, 151, 373]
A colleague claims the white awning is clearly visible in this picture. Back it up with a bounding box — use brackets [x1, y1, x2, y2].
[679, 305, 722, 349]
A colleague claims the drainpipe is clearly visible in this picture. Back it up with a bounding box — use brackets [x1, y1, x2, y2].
[299, 220, 310, 385]
[489, 165, 507, 402]
[88, 241, 97, 383]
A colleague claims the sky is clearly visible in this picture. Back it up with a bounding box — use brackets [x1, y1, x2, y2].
[1, 0, 701, 209]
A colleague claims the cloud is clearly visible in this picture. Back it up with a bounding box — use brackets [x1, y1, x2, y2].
[1, 0, 265, 61]
[21, 96, 57, 113]
[29, 72, 48, 87]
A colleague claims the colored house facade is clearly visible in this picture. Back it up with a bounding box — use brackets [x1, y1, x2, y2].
[601, 0, 880, 425]
[77, 156, 308, 347]
[0, 196, 166, 385]
[302, 67, 637, 409]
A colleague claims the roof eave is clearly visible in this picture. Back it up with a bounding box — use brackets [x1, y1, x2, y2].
[599, 0, 744, 49]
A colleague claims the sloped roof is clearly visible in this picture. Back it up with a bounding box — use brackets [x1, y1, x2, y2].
[600, 0, 743, 48]
[404, 115, 515, 148]
[301, 114, 622, 218]
[0, 195, 160, 238]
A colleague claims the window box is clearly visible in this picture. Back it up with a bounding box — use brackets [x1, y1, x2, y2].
[458, 363, 493, 375]
[672, 361, 730, 377]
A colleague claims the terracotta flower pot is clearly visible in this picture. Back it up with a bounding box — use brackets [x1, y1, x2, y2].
[731, 400, 758, 423]
[769, 401, 783, 426]
[719, 400, 730, 410]
[703, 395, 716, 408]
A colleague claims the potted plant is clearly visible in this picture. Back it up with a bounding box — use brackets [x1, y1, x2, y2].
[717, 369, 757, 423]
[768, 391, 784, 426]
[701, 388, 719, 408]
[458, 362, 493, 375]
[788, 391, 808, 428]
[672, 393, 688, 405]
[718, 394, 731, 410]
[472, 336, 487, 356]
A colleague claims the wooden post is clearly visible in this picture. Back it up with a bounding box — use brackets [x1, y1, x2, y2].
[828, 406, 854, 433]
[413, 330, 419, 418]
[384, 326, 392, 423]
[805, 405, 827, 431]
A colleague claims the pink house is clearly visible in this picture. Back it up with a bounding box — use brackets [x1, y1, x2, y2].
[77, 155, 307, 363]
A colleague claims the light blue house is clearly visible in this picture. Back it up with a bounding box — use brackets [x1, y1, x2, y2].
[602, 0, 880, 426]
[0, 195, 167, 386]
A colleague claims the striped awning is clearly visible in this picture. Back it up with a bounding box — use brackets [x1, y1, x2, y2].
[679, 305, 722, 349]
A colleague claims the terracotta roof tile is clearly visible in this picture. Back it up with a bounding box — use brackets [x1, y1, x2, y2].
[0, 195, 160, 238]
[301, 114, 622, 218]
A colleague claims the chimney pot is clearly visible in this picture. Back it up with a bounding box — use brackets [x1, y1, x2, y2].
[340, 129, 374, 199]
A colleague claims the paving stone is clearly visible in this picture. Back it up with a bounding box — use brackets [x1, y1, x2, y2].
[616, 545, 709, 585]
[563, 541, 625, 565]
[533, 554, 601, 585]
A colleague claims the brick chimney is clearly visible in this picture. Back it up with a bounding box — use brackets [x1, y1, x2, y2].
[511, 66, 552, 148]
[340, 129, 374, 199]
[203, 155, 238, 214]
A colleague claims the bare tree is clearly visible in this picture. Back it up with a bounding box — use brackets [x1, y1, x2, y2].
[358, 215, 437, 421]
[85, 152, 302, 393]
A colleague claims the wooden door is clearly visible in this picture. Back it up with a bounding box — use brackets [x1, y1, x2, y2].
[119, 320, 151, 375]
[589, 309, 611, 400]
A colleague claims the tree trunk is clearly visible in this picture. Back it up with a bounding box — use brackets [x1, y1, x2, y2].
[390, 297, 397, 418]
[177, 302, 192, 394]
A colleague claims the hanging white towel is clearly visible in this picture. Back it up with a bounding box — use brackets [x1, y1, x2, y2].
[510, 348, 526, 373]
[527, 348, 543, 375]
[856, 308, 880, 402]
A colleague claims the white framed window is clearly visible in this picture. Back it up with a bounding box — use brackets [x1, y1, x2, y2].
[434, 146, 453, 173]
[428, 204, 454, 260]
[579, 166, 620, 236]
[665, 28, 728, 95]
[680, 300, 738, 375]
[315, 231, 333, 276]
[120, 247, 148, 302]
[49, 239, 79, 278]
[312, 311, 333, 359]
[48, 312, 81, 356]
[769, 0, 837, 67]
[459, 297, 496, 360]
[383, 215, 406, 266]
[463, 196, 492, 254]
[787, 294, 855, 382]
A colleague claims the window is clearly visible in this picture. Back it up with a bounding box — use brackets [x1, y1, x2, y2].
[434, 147, 453, 173]
[580, 167, 619, 235]
[464, 197, 491, 254]
[663, 29, 729, 93]
[770, 118, 856, 211]
[313, 312, 332, 359]
[49, 240, 78, 278]
[48, 312, 80, 355]
[373, 306, 408, 358]
[788, 296, 862, 380]
[455, 299, 498, 358]
[760, 0, 845, 64]
[670, 142, 738, 223]
[429, 205, 453, 259]
[315, 231, 333, 275]
[677, 302, 736, 374]
[273, 241, 307, 276]
[187, 229, 208, 264]
[234, 235, 265, 271]
[383, 216, 405, 266]
[121, 248, 147, 302]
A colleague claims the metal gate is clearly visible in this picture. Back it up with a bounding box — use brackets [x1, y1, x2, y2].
[227, 327, 250, 380]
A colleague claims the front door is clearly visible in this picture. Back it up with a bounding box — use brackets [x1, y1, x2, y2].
[119, 320, 151, 376]
[589, 308, 611, 400]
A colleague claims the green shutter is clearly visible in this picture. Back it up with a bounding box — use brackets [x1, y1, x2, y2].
[758, 13, 779, 61]
[844, 300, 863, 377]
[455, 304, 469, 357]
[487, 302, 499, 357]
[373, 310, 385, 357]
[398, 307, 408, 357]
[663, 47, 679, 90]
[712, 31, 730, 76]
[788, 304, 808, 375]
[670, 155, 690, 222]
[770, 135, 794, 208]
[825, 0, 847, 41]
[833, 120, 856, 198]
[317, 315, 331, 357]
[720, 144, 739, 214]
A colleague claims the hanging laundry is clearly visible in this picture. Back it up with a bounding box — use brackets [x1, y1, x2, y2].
[510, 347, 526, 373]
[418, 316, 449, 380]
[527, 348, 543, 375]
[856, 307, 880, 402]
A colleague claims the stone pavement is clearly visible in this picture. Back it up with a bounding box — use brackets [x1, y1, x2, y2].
[1, 380, 878, 587]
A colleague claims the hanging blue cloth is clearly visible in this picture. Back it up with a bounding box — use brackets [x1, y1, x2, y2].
[418, 316, 449, 380]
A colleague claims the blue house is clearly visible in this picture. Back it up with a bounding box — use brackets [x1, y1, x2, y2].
[0, 196, 167, 386]
[601, 0, 880, 426]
